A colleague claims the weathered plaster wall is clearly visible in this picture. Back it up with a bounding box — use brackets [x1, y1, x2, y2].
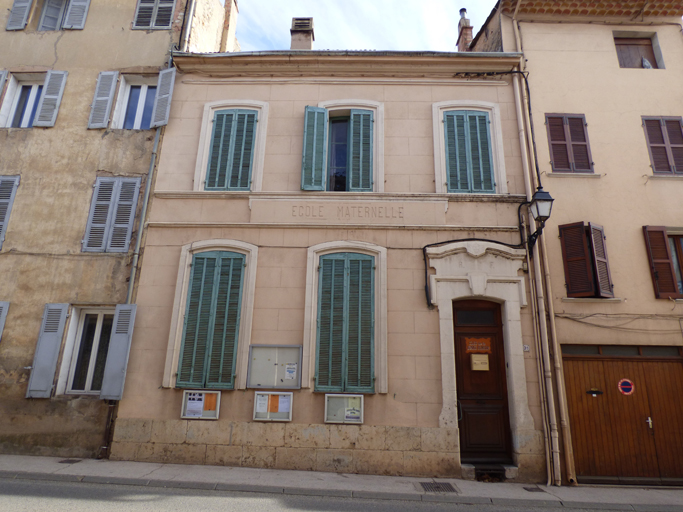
[188, 0, 228, 53]
[471, 10, 503, 53]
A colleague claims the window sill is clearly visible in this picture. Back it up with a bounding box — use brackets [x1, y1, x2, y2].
[546, 173, 601, 178]
[561, 297, 623, 303]
[648, 174, 683, 181]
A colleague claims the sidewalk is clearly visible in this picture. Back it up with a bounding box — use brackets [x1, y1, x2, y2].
[0, 454, 682, 510]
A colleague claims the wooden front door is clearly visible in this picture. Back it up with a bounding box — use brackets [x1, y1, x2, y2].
[564, 346, 683, 482]
[454, 300, 512, 464]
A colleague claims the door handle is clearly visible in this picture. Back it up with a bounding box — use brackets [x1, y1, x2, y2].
[646, 417, 653, 429]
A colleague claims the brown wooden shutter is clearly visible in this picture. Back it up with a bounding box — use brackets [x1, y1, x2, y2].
[643, 119, 672, 174]
[559, 222, 595, 297]
[547, 116, 571, 172]
[568, 116, 592, 172]
[588, 223, 613, 298]
[643, 226, 680, 299]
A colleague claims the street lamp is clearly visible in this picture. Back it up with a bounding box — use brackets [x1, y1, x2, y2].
[527, 186, 554, 251]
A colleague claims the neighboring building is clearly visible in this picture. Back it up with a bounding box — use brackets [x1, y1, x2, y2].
[472, 1, 683, 484]
[110, 17, 550, 481]
[0, 0, 238, 458]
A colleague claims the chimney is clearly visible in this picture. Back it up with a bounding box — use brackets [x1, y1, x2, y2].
[456, 8, 473, 52]
[290, 17, 314, 50]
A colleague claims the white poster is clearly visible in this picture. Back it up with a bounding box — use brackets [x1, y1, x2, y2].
[255, 393, 269, 413]
[185, 392, 204, 418]
[284, 363, 297, 380]
[278, 394, 291, 413]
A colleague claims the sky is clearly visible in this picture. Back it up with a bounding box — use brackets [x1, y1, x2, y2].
[234, 0, 500, 53]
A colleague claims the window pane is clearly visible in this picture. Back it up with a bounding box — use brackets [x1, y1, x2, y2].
[139, 86, 157, 130]
[11, 86, 31, 128]
[328, 119, 348, 191]
[601, 345, 639, 356]
[641, 346, 680, 357]
[90, 315, 114, 391]
[26, 86, 43, 128]
[456, 309, 495, 326]
[123, 86, 141, 129]
[71, 314, 99, 391]
[670, 237, 683, 293]
[561, 345, 600, 355]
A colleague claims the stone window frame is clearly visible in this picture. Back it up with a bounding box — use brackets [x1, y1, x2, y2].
[193, 100, 269, 192]
[162, 239, 259, 390]
[302, 240, 388, 393]
[431, 100, 508, 195]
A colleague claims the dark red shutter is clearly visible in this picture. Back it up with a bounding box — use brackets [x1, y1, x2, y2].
[664, 119, 683, 174]
[644, 119, 672, 174]
[559, 222, 595, 297]
[588, 223, 614, 298]
[547, 116, 571, 171]
[643, 226, 680, 299]
[568, 117, 592, 172]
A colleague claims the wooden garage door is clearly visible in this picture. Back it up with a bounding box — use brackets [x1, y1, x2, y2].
[563, 345, 683, 483]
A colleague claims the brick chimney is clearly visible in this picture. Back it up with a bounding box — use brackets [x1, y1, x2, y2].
[290, 17, 314, 50]
[456, 8, 473, 52]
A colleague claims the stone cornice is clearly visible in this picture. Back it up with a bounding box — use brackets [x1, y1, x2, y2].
[500, 0, 683, 18]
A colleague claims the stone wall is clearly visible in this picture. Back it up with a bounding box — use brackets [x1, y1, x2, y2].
[111, 418, 460, 477]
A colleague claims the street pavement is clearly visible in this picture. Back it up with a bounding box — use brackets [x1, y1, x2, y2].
[0, 454, 682, 511]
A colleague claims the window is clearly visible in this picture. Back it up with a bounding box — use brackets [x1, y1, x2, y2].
[302, 106, 374, 192]
[614, 36, 659, 69]
[559, 222, 614, 298]
[642, 117, 683, 175]
[133, 0, 175, 29]
[194, 100, 268, 192]
[0, 301, 9, 343]
[111, 77, 156, 130]
[643, 226, 683, 299]
[432, 101, 507, 194]
[6, 0, 91, 31]
[545, 114, 593, 173]
[302, 241, 387, 394]
[0, 71, 68, 128]
[27, 304, 137, 399]
[162, 240, 258, 390]
[0, 176, 20, 251]
[82, 177, 141, 253]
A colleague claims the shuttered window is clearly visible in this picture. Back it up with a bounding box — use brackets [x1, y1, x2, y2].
[88, 71, 119, 129]
[0, 176, 20, 250]
[83, 177, 141, 253]
[615, 37, 658, 69]
[559, 222, 614, 298]
[177, 251, 245, 389]
[643, 226, 683, 299]
[545, 114, 593, 173]
[6, 0, 33, 30]
[444, 110, 495, 193]
[133, 0, 176, 29]
[205, 109, 257, 190]
[0, 302, 9, 343]
[642, 117, 683, 175]
[316, 253, 374, 393]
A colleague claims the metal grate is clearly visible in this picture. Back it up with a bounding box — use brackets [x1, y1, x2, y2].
[58, 459, 81, 464]
[524, 486, 545, 493]
[420, 482, 457, 493]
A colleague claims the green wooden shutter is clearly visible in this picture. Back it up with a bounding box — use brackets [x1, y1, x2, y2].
[468, 111, 495, 192]
[444, 111, 469, 192]
[345, 255, 374, 393]
[228, 110, 257, 190]
[348, 109, 373, 192]
[316, 255, 346, 391]
[205, 109, 256, 191]
[301, 106, 327, 191]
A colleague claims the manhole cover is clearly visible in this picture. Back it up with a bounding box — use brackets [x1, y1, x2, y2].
[58, 459, 81, 464]
[524, 486, 545, 493]
[420, 482, 457, 493]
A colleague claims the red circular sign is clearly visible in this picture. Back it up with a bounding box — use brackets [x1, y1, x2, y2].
[618, 378, 635, 396]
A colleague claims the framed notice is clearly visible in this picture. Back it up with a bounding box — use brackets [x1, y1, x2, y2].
[247, 345, 302, 389]
[324, 394, 364, 424]
[180, 390, 221, 420]
[253, 391, 293, 421]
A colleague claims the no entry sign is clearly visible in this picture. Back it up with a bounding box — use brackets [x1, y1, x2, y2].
[618, 378, 635, 396]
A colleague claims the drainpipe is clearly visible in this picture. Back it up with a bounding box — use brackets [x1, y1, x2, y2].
[180, 0, 197, 52]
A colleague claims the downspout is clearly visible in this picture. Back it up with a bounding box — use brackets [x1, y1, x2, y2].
[180, 0, 197, 52]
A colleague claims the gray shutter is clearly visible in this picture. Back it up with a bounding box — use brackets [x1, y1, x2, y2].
[0, 302, 9, 343]
[26, 304, 69, 398]
[62, 0, 90, 29]
[301, 106, 327, 191]
[150, 67, 175, 128]
[0, 176, 20, 251]
[153, 0, 175, 28]
[0, 70, 8, 95]
[33, 70, 68, 127]
[99, 304, 137, 400]
[88, 71, 118, 129]
[38, 0, 66, 31]
[6, 0, 32, 30]
[83, 178, 116, 252]
[133, 0, 154, 28]
[106, 178, 140, 252]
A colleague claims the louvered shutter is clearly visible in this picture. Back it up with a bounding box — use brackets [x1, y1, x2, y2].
[106, 178, 140, 253]
[316, 255, 346, 391]
[133, 0, 155, 28]
[588, 223, 613, 298]
[559, 222, 595, 297]
[643, 226, 680, 299]
[62, 0, 90, 29]
[568, 116, 593, 171]
[0, 176, 20, 250]
[644, 118, 672, 174]
[205, 253, 244, 389]
[301, 106, 327, 191]
[665, 119, 683, 174]
[228, 110, 257, 190]
[150, 67, 175, 128]
[0, 302, 9, 343]
[88, 72, 118, 129]
[33, 70, 68, 127]
[345, 255, 374, 393]
[206, 110, 235, 189]
[99, 304, 137, 400]
[153, 0, 175, 28]
[83, 178, 116, 252]
[547, 116, 571, 172]
[467, 111, 494, 192]
[444, 111, 469, 192]
[26, 304, 69, 398]
[0, 70, 8, 95]
[6, 0, 32, 30]
[348, 109, 373, 192]
[38, 0, 66, 31]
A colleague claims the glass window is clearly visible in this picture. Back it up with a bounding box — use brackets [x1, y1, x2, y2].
[328, 118, 349, 191]
[123, 85, 156, 130]
[68, 311, 114, 393]
[641, 346, 680, 357]
[561, 345, 600, 355]
[10, 84, 43, 128]
[601, 345, 640, 356]
[456, 310, 496, 326]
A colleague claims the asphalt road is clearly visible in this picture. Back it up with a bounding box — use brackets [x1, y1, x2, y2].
[0, 478, 610, 512]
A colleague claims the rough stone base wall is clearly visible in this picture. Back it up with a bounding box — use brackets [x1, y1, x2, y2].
[110, 419, 461, 477]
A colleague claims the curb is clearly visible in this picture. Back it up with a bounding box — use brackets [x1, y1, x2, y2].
[1, 470, 682, 511]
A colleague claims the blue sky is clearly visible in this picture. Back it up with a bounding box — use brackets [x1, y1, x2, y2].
[234, 0, 500, 52]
